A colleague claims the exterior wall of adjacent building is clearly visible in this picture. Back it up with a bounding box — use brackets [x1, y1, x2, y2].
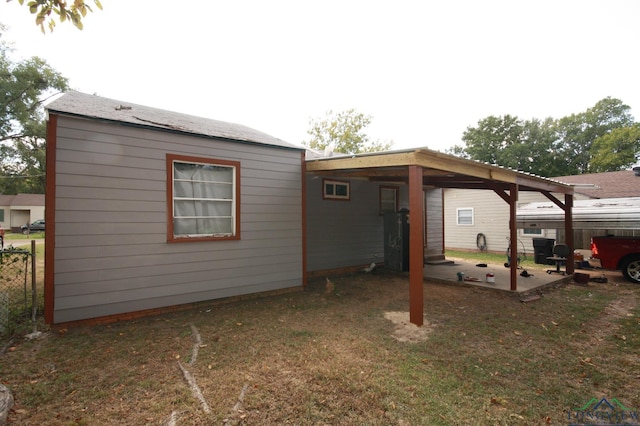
[444, 188, 591, 257]
[0, 195, 45, 232]
[11, 205, 45, 231]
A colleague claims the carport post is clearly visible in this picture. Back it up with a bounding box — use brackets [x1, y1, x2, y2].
[564, 194, 575, 275]
[408, 165, 424, 326]
[509, 184, 518, 291]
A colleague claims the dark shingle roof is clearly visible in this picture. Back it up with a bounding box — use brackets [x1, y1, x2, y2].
[12, 194, 45, 206]
[0, 195, 15, 206]
[46, 91, 302, 151]
[554, 170, 640, 198]
[0, 194, 44, 206]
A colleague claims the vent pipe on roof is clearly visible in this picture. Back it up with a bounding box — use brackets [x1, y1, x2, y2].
[323, 143, 335, 157]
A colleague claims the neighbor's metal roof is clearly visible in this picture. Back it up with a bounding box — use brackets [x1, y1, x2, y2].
[517, 197, 640, 229]
[46, 91, 303, 151]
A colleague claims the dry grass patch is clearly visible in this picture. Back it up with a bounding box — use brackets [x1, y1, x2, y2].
[1, 270, 639, 425]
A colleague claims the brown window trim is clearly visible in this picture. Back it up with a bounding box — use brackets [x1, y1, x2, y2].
[166, 153, 241, 242]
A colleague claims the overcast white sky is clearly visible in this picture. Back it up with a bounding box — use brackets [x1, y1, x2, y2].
[1, 0, 639, 152]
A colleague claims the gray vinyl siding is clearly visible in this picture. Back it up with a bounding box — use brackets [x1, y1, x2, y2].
[306, 177, 400, 271]
[306, 179, 447, 271]
[444, 189, 591, 254]
[444, 189, 511, 253]
[53, 116, 303, 323]
[425, 188, 444, 259]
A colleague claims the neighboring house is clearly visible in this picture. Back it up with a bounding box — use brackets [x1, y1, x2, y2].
[0, 193, 45, 233]
[444, 189, 590, 255]
[444, 169, 640, 254]
[45, 91, 573, 327]
[553, 170, 640, 199]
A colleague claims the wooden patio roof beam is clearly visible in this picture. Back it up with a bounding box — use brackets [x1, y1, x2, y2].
[306, 149, 573, 194]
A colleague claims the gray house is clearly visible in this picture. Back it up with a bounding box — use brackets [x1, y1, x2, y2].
[45, 92, 305, 324]
[45, 92, 573, 327]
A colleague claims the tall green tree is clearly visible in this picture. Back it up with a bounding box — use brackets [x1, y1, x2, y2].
[304, 109, 393, 154]
[589, 125, 640, 172]
[451, 97, 638, 177]
[553, 97, 635, 175]
[10, 0, 103, 32]
[451, 115, 562, 175]
[452, 114, 524, 165]
[0, 25, 69, 194]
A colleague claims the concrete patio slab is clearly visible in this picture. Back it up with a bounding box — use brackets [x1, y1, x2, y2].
[423, 258, 574, 295]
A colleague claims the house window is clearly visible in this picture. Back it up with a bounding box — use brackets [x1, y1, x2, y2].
[323, 179, 350, 200]
[522, 227, 543, 236]
[167, 154, 240, 241]
[456, 208, 474, 225]
[0, 209, 4, 222]
[380, 186, 398, 214]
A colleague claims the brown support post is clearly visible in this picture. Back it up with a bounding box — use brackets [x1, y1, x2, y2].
[44, 115, 57, 324]
[509, 184, 518, 291]
[565, 194, 575, 275]
[408, 165, 425, 326]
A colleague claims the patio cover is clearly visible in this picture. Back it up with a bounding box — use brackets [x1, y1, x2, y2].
[306, 148, 575, 326]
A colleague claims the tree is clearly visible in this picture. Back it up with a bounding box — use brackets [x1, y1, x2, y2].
[304, 109, 393, 155]
[451, 97, 638, 177]
[452, 115, 568, 176]
[589, 125, 640, 172]
[453, 115, 524, 165]
[554, 97, 635, 175]
[10, 0, 103, 32]
[1, 25, 69, 194]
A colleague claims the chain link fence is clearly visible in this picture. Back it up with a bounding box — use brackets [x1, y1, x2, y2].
[0, 243, 37, 337]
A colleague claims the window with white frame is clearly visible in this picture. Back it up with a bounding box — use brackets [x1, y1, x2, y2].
[167, 154, 240, 241]
[522, 227, 543, 236]
[323, 179, 350, 200]
[456, 208, 474, 225]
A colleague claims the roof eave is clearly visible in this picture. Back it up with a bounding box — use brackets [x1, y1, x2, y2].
[305, 148, 573, 194]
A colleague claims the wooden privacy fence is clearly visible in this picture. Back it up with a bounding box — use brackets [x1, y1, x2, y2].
[0, 242, 37, 336]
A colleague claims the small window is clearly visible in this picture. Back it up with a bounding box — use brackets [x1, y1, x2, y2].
[380, 186, 398, 214]
[323, 179, 350, 200]
[522, 227, 543, 236]
[167, 154, 240, 242]
[456, 208, 474, 225]
[0, 209, 4, 222]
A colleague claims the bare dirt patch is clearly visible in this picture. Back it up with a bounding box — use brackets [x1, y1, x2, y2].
[383, 311, 435, 342]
